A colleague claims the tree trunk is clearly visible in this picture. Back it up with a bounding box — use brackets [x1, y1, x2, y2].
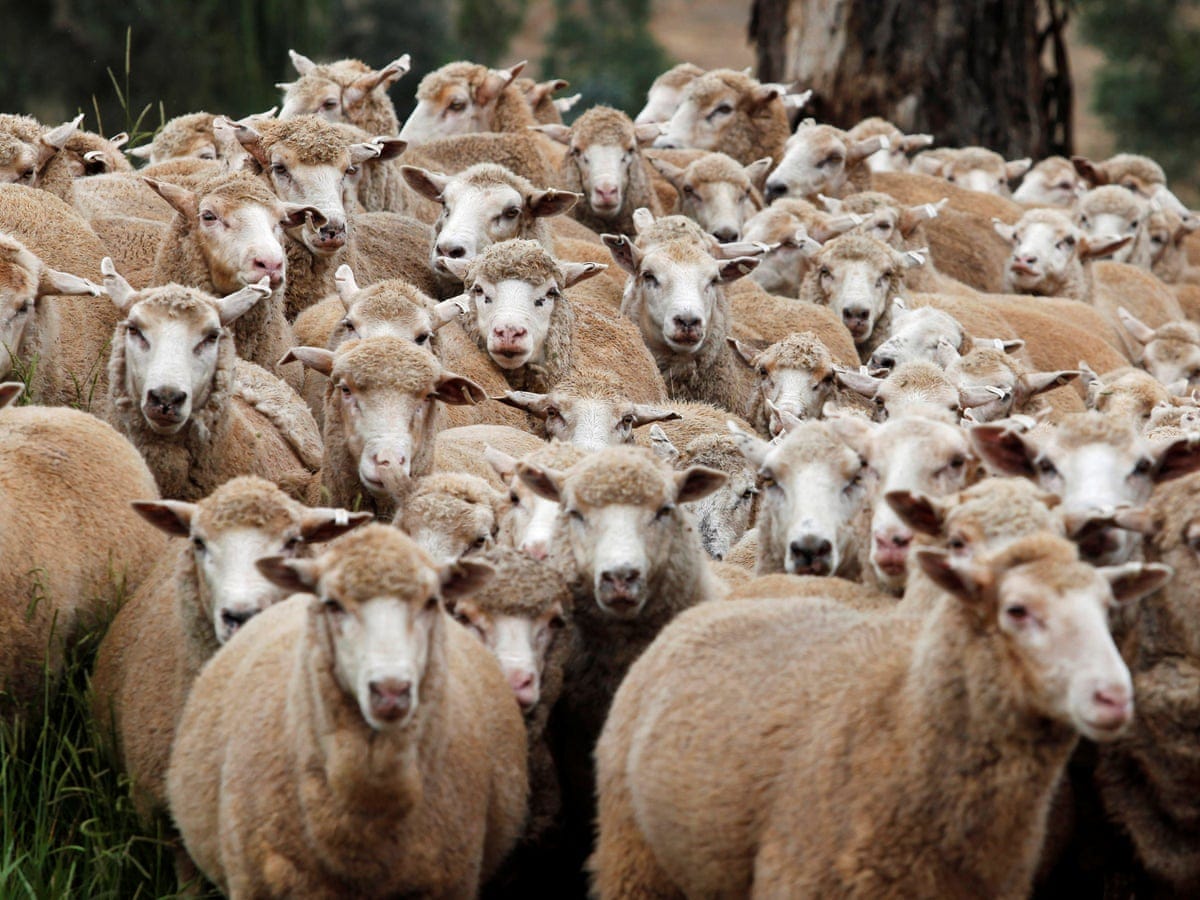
[749, 0, 1072, 158]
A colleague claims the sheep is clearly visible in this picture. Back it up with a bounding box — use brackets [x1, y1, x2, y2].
[444, 545, 570, 856]
[35, 126, 134, 207]
[729, 330, 842, 433]
[439, 238, 666, 400]
[515, 76, 576, 125]
[534, 106, 665, 237]
[128, 112, 220, 165]
[847, 116, 933, 173]
[867, 303, 1019, 370]
[651, 151, 771, 244]
[0, 232, 105, 401]
[995, 208, 1184, 356]
[828, 414, 983, 594]
[590, 533, 1167, 899]
[1013, 155, 1087, 207]
[739, 199, 850, 295]
[835, 359, 1000, 424]
[515, 444, 726, 880]
[91, 476, 369, 829]
[635, 62, 705, 125]
[1094, 470, 1200, 895]
[145, 171, 324, 373]
[1148, 206, 1200, 286]
[0, 183, 124, 407]
[1079, 365, 1179, 430]
[399, 60, 532, 145]
[0, 384, 165, 713]
[1117, 307, 1200, 391]
[911, 146, 1032, 196]
[478, 437, 583, 558]
[395, 471, 508, 565]
[102, 262, 322, 501]
[970, 412, 1200, 564]
[283, 334, 485, 519]
[763, 118, 887, 202]
[604, 229, 761, 411]
[0, 113, 53, 186]
[167, 524, 527, 898]
[1076, 185, 1155, 268]
[1072, 152, 1193, 223]
[727, 419, 869, 578]
[946, 346, 1082, 422]
[798, 232, 923, 358]
[653, 68, 794, 167]
[277, 49, 411, 136]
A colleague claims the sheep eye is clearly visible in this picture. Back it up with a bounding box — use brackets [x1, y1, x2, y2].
[503, 206, 521, 219]
[472, 535, 489, 548]
[20, 168, 34, 181]
[642, 272, 659, 288]
[946, 174, 956, 182]
[759, 471, 777, 488]
[818, 267, 832, 280]
[424, 596, 439, 611]
[322, 99, 338, 110]
[1005, 604, 1030, 622]
[1132, 458, 1153, 476]
[820, 372, 835, 385]
[1036, 458, 1057, 476]
[508, 491, 521, 506]
[949, 455, 965, 469]
[448, 99, 468, 112]
[414, 332, 431, 345]
[345, 165, 359, 177]
[1122, 181, 1137, 191]
[341, 318, 358, 336]
[192, 537, 206, 553]
[948, 537, 966, 551]
[200, 211, 219, 223]
[339, 383, 352, 397]
[568, 508, 585, 523]
[741, 487, 758, 499]
[15, 301, 29, 315]
[620, 414, 634, 427]
[452, 610, 473, 627]
[534, 296, 547, 308]
[545, 406, 561, 420]
[471, 284, 485, 297]
[683, 184, 695, 195]
[655, 503, 675, 521]
[282, 536, 302, 554]
[271, 163, 288, 177]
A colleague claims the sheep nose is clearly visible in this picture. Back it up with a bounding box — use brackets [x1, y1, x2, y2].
[870, 354, 896, 370]
[789, 536, 832, 574]
[252, 257, 283, 275]
[764, 182, 787, 202]
[370, 451, 407, 472]
[318, 222, 346, 245]
[593, 184, 619, 205]
[437, 239, 469, 259]
[508, 669, 536, 693]
[220, 607, 256, 634]
[147, 387, 187, 411]
[1020, 254, 1038, 265]
[712, 227, 740, 244]
[368, 677, 413, 722]
[842, 307, 870, 325]
[492, 325, 528, 341]
[521, 539, 549, 560]
[673, 314, 701, 330]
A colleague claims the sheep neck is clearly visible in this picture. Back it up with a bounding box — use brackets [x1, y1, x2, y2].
[174, 546, 220, 678]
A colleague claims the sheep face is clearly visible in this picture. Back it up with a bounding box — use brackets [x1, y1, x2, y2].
[1084, 369, 1172, 430]
[680, 444, 758, 560]
[947, 350, 1077, 424]
[192, 193, 297, 293]
[868, 306, 964, 372]
[399, 477, 503, 566]
[741, 207, 821, 295]
[920, 537, 1166, 741]
[914, 147, 1029, 197]
[635, 63, 703, 125]
[1076, 186, 1151, 267]
[670, 155, 767, 245]
[805, 235, 910, 344]
[735, 332, 836, 431]
[264, 143, 368, 253]
[654, 70, 779, 155]
[1138, 331, 1200, 390]
[333, 273, 438, 350]
[834, 416, 979, 593]
[994, 210, 1129, 295]
[764, 122, 879, 202]
[1011, 157, 1085, 207]
[467, 274, 559, 371]
[554, 108, 659, 220]
[971, 414, 1200, 565]
[518, 447, 725, 617]
[0, 133, 38, 186]
[498, 391, 679, 451]
[278, 55, 410, 125]
[731, 421, 869, 577]
[398, 61, 523, 145]
[451, 599, 564, 710]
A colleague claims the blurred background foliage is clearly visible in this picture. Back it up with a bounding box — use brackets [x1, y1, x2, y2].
[0, 0, 669, 135]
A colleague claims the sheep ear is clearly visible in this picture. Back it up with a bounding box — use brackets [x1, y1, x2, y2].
[716, 256, 760, 283]
[745, 157, 773, 192]
[528, 188, 580, 218]
[524, 77, 568, 106]
[216, 279, 271, 325]
[827, 413, 875, 456]
[933, 337, 960, 368]
[344, 54, 411, 106]
[898, 199, 946, 236]
[992, 218, 1016, 244]
[917, 549, 988, 600]
[647, 424, 679, 462]
[227, 119, 269, 168]
[968, 423, 1037, 478]
[257, 556, 320, 593]
[554, 93, 582, 115]
[634, 122, 665, 147]
[100, 257, 137, 313]
[675, 465, 728, 503]
[1098, 562, 1173, 606]
[1081, 233, 1133, 260]
[516, 461, 564, 503]
[334, 264, 359, 307]
[1117, 306, 1156, 345]
[349, 141, 384, 166]
[1152, 436, 1200, 483]
[142, 177, 198, 220]
[38, 114, 82, 166]
[401, 165, 450, 202]
[484, 445, 518, 480]
[727, 337, 759, 368]
[834, 367, 882, 400]
[885, 490, 946, 536]
[911, 152, 944, 177]
[1111, 506, 1158, 536]
[279, 346, 335, 376]
[280, 203, 327, 230]
[782, 89, 813, 112]
[960, 384, 1010, 410]
[289, 49, 318, 75]
[477, 61, 525, 105]
[298, 508, 373, 542]
[432, 296, 468, 327]
[848, 135, 887, 163]
[365, 137, 407, 162]
[630, 404, 683, 426]
[1071, 155, 1106, 186]
[432, 372, 487, 406]
[727, 421, 770, 467]
[1018, 370, 1079, 400]
[131, 500, 197, 537]
[38, 267, 101, 298]
[495, 390, 553, 418]
[560, 261, 607, 287]
[0, 382, 23, 408]
[529, 124, 572, 145]
[128, 144, 154, 160]
[440, 559, 495, 600]
[818, 194, 844, 214]
[749, 82, 783, 110]
[649, 157, 686, 189]
[603, 234, 642, 274]
[631, 207, 656, 234]
[900, 133, 935, 153]
[1005, 158, 1032, 181]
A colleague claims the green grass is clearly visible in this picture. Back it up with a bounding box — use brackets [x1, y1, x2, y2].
[0, 619, 209, 898]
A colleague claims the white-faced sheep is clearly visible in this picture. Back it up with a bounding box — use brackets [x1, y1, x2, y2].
[651, 151, 771, 245]
[399, 60, 532, 144]
[478, 437, 583, 558]
[1118, 307, 1200, 391]
[591, 533, 1168, 898]
[912, 146, 1032, 196]
[763, 118, 887, 203]
[283, 334, 485, 519]
[1073, 152, 1193, 222]
[0, 384, 165, 712]
[91, 477, 368, 828]
[394, 471, 508, 565]
[1075, 185, 1155, 268]
[277, 50, 411, 136]
[535, 106, 666, 237]
[847, 116, 933, 173]
[945, 345, 1082, 423]
[1012, 156, 1087, 207]
[635, 62, 705, 126]
[167, 524, 528, 898]
[102, 263, 322, 501]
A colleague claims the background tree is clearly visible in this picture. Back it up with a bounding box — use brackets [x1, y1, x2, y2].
[750, 0, 1074, 159]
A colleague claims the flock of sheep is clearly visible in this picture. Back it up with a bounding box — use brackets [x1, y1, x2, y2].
[2, 45, 1200, 898]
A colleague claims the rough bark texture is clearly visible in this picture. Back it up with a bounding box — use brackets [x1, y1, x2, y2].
[750, 0, 1072, 159]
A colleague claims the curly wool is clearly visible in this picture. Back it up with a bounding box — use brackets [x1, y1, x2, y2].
[318, 523, 439, 605]
[466, 238, 561, 287]
[416, 62, 535, 134]
[1078, 185, 1147, 220]
[684, 69, 790, 165]
[1097, 153, 1166, 187]
[145, 113, 217, 163]
[758, 331, 833, 371]
[564, 445, 673, 508]
[259, 117, 365, 166]
[333, 335, 440, 393]
[0, 114, 43, 145]
[474, 545, 572, 619]
[291, 59, 399, 136]
[677, 433, 750, 474]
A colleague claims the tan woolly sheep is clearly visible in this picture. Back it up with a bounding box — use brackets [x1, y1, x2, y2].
[764, 118, 886, 202]
[911, 145, 1032, 197]
[167, 524, 528, 898]
[1117, 307, 1200, 391]
[278, 49, 411, 136]
[394, 471, 508, 565]
[1013, 156, 1087, 207]
[651, 150, 771, 244]
[635, 62, 705, 126]
[1076, 185, 1155, 268]
[399, 60, 533, 144]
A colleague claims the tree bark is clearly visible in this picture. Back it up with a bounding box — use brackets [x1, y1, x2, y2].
[749, 0, 1072, 158]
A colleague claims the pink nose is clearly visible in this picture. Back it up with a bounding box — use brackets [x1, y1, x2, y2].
[253, 257, 283, 275]
[522, 540, 548, 560]
[492, 325, 528, 350]
[508, 669, 535, 693]
[874, 530, 912, 550]
[371, 451, 406, 468]
[594, 185, 619, 205]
